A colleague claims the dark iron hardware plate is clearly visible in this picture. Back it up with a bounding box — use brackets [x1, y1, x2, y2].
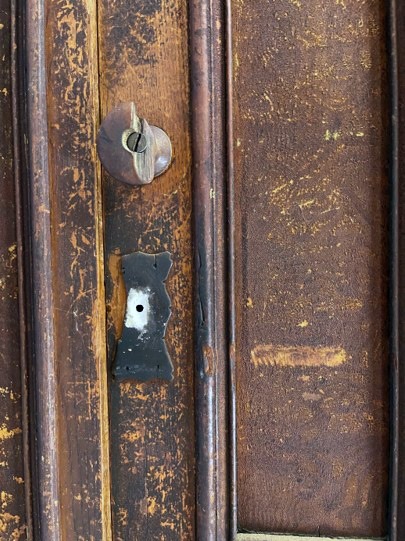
[113, 251, 173, 382]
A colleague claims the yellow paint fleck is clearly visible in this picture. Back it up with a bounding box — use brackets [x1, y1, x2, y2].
[148, 497, 157, 516]
[271, 183, 288, 195]
[12, 477, 23, 485]
[324, 129, 340, 141]
[356, 131, 365, 137]
[1, 88, 7, 96]
[251, 344, 347, 368]
[344, 298, 363, 310]
[246, 297, 253, 308]
[297, 320, 309, 328]
[121, 430, 142, 443]
[0, 492, 12, 510]
[298, 200, 315, 209]
[0, 425, 22, 442]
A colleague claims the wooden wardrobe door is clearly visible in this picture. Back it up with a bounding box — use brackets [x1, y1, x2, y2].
[3, 0, 405, 539]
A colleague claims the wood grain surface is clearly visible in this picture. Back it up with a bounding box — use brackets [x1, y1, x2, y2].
[35, 1, 112, 538]
[0, 2, 27, 539]
[189, 0, 231, 537]
[98, 0, 195, 539]
[233, 0, 389, 536]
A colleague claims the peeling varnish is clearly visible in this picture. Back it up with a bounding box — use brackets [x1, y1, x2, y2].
[251, 344, 348, 368]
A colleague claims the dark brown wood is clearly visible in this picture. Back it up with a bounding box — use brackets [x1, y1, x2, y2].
[0, 2, 28, 539]
[189, 0, 230, 538]
[24, 1, 111, 539]
[3, 0, 404, 539]
[98, 0, 196, 538]
[389, 1, 405, 540]
[232, 0, 389, 537]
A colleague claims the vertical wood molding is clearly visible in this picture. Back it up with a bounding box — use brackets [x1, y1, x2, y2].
[23, 1, 112, 539]
[25, 1, 61, 538]
[10, 0, 34, 537]
[0, 1, 32, 538]
[189, 0, 230, 538]
[389, 1, 405, 539]
[225, 0, 237, 536]
[388, 0, 399, 537]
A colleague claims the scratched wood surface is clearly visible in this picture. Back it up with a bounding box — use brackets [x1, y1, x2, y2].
[233, 0, 389, 536]
[98, 0, 195, 539]
[0, 3, 27, 539]
[43, 1, 111, 538]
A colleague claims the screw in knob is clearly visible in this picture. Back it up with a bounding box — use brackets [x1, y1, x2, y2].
[96, 102, 172, 186]
[126, 131, 147, 154]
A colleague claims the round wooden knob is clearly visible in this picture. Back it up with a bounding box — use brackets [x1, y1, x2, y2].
[96, 102, 172, 186]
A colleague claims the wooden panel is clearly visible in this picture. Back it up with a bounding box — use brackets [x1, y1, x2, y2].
[233, 0, 389, 536]
[98, 1, 195, 539]
[0, 2, 27, 539]
[24, 1, 111, 538]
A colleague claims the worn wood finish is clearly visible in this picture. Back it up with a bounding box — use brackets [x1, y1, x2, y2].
[233, 0, 389, 536]
[24, 1, 111, 539]
[98, 0, 196, 538]
[5, 1, 405, 539]
[389, 1, 405, 540]
[0, 2, 27, 539]
[189, 0, 230, 538]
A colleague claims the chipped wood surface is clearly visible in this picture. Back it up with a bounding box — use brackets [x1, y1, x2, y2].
[0, 3, 27, 539]
[3, 0, 404, 539]
[233, 0, 389, 536]
[98, 0, 195, 538]
[26, 0, 112, 538]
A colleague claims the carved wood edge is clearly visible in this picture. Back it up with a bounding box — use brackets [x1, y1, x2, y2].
[15, 1, 112, 539]
[389, 1, 405, 540]
[189, 0, 233, 539]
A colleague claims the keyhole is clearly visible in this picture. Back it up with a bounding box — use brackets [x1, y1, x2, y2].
[136, 305, 144, 312]
[126, 131, 147, 153]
